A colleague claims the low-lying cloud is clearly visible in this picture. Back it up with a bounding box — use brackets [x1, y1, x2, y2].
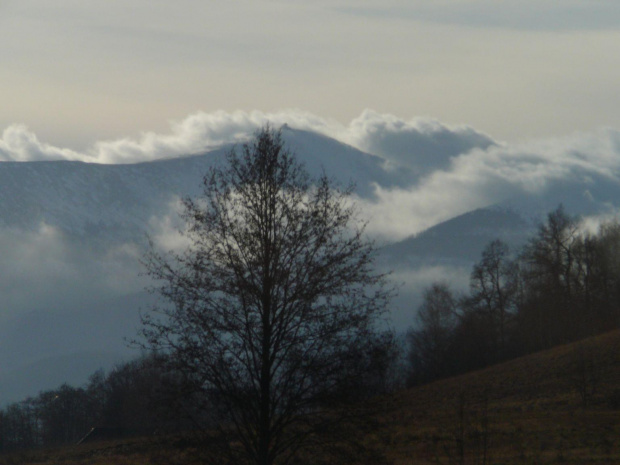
[0, 222, 151, 381]
[2, 110, 620, 242]
[357, 127, 620, 239]
[0, 109, 495, 169]
[0, 224, 147, 321]
[346, 110, 496, 174]
[0, 125, 82, 162]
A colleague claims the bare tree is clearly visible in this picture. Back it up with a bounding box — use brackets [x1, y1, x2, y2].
[578, 221, 620, 333]
[140, 127, 393, 465]
[519, 205, 583, 348]
[469, 239, 518, 354]
[407, 282, 458, 384]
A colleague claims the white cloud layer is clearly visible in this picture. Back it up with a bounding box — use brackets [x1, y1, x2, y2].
[345, 110, 495, 174]
[0, 109, 495, 167]
[0, 125, 82, 162]
[2, 110, 620, 242]
[353, 127, 620, 239]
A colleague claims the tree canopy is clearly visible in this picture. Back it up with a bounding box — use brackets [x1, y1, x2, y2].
[140, 126, 394, 465]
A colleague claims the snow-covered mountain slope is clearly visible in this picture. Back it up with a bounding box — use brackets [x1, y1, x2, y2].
[0, 127, 396, 238]
[0, 155, 213, 237]
[380, 205, 534, 267]
[380, 177, 620, 275]
[0, 126, 620, 402]
[0, 128, 401, 402]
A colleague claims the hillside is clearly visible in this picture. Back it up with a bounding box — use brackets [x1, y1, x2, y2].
[380, 205, 534, 267]
[5, 330, 620, 464]
[384, 329, 620, 464]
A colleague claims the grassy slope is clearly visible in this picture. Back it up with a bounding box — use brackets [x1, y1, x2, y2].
[5, 330, 620, 464]
[383, 329, 620, 464]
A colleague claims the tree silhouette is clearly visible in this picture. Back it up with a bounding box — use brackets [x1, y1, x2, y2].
[140, 126, 393, 465]
[407, 282, 458, 384]
[469, 239, 518, 355]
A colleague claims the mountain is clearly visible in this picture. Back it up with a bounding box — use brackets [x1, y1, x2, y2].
[375, 205, 537, 328]
[1, 126, 620, 403]
[0, 127, 393, 239]
[0, 128, 399, 403]
[378, 178, 620, 328]
[380, 205, 534, 267]
[381, 183, 620, 277]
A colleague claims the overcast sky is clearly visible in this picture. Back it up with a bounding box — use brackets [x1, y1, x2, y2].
[2, 0, 620, 151]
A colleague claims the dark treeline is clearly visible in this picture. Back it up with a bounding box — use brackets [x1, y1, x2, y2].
[0, 346, 397, 454]
[407, 205, 620, 385]
[0, 354, 197, 453]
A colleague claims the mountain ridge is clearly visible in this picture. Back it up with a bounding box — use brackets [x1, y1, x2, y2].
[0, 127, 620, 402]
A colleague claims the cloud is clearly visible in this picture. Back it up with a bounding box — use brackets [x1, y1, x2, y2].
[344, 110, 495, 174]
[388, 264, 471, 328]
[0, 125, 82, 162]
[0, 221, 152, 381]
[3, 109, 620, 244]
[91, 109, 498, 173]
[0, 109, 497, 172]
[0, 111, 334, 164]
[0, 223, 147, 321]
[147, 200, 191, 253]
[358, 128, 620, 239]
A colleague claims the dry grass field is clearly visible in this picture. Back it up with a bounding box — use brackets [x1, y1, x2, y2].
[0, 435, 209, 465]
[5, 330, 620, 464]
[382, 329, 620, 464]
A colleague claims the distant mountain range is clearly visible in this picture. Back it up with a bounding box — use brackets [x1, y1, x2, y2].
[0, 127, 619, 403]
[0, 128, 397, 238]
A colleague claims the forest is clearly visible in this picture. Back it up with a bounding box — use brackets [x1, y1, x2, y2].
[408, 205, 620, 385]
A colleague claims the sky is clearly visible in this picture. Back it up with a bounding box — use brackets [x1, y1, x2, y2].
[2, 0, 620, 152]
